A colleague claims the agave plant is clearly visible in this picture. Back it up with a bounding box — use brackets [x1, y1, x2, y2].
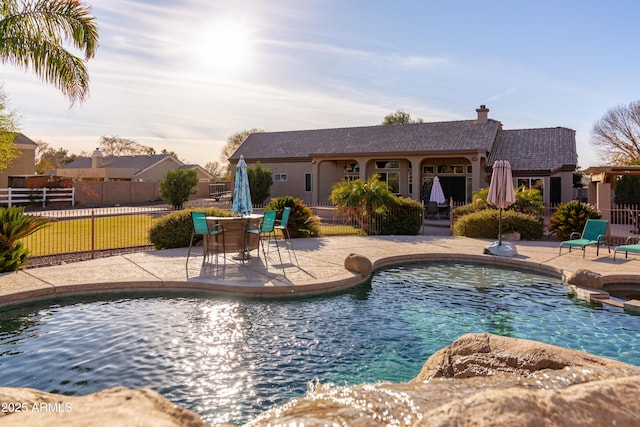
[0, 206, 49, 271]
[549, 200, 601, 241]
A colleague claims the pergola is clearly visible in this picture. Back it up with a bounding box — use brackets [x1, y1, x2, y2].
[583, 165, 640, 217]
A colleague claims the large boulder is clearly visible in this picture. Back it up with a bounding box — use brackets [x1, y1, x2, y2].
[566, 269, 603, 289]
[0, 387, 208, 427]
[344, 253, 372, 277]
[246, 333, 640, 426]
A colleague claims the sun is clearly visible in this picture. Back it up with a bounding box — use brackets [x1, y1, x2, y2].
[195, 18, 253, 72]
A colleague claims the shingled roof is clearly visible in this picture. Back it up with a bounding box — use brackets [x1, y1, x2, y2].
[61, 154, 176, 174]
[488, 127, 577, 172]
[230, 119, 502, 161]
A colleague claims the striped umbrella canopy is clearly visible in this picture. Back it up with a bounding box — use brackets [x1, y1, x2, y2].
[429, 176, 446, 204]
[232, 155, 253, 216]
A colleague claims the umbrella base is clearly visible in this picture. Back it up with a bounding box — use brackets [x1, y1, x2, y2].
[484, 241, 518, 257]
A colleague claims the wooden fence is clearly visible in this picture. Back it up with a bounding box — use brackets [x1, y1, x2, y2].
[0, 187, 75, 207]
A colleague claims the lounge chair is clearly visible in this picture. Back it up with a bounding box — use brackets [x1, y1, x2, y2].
[559, 219, 610, 258]
[614, 236, 640, 261]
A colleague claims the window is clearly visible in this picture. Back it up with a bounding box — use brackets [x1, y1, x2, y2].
[379, 172, 400, 193]
[274, 173, 288, 182]
[516, 178, 544, 197]
[375, 160, 400, 169]
[437, 165, 464, 174]
[423, 165, 435, 174]
[305, 173, 312, 191]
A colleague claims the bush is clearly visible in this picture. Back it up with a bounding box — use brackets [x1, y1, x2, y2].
[452, 209, 543, 240]
[247, 162, 273, 205]
[377, 197, 424, 235]
[159, 169, 199, 210]
[266, 196, 319, 238]
[149, 207, 232, 249]
[548, 200, 601, 240]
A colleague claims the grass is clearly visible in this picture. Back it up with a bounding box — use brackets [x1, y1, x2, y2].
[19, 213, 364, 258]
[21, 214, 157, 256]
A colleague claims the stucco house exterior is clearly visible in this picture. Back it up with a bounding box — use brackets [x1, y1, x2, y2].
[0, 133, 37, 187]
[57, 149, 214, 182]
[230, 106, 577, 206]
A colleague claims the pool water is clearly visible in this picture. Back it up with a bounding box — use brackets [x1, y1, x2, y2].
[1, 262, 640, 425]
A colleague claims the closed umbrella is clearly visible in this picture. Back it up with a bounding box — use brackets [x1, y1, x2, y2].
[232, 155, 252, 216]
[486, 160, 517, 256]
[429, 176, 446, 204]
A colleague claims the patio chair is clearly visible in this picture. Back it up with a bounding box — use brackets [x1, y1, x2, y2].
[559, 219, 610, 258]
[186, 211, 225, 267]
[275, 206, 299, 266]
[614, 236, 640, 261]
[426, 202, 439, 220]
[245, 210, 282, 265]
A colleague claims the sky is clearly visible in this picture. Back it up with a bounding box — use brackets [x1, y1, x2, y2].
[3, 0, 640, 168]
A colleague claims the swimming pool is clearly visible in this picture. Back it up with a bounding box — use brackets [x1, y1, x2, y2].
[1, 262, 639, 425]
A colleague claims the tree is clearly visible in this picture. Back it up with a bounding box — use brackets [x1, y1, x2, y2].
[381, 110, 424, 125]
[35, 140, 78, 174]
[98, 136, 155, 156]
[221, 128, 263, 161]
[159, 169, 198, 210]
[0, 87, 20, 172]
[247, 162, 272, 205]
[330, 174, 396, 232]
[204, 161, 227, 180]
[591, 101, 640, 164]
[0, 0, 99, 104]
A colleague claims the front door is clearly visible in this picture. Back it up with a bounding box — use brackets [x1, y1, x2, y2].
[439, 177, 466, 202]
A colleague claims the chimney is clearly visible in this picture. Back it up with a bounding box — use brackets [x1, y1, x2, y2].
[476, 104, 489, 123]
[91, 148, 104, 168]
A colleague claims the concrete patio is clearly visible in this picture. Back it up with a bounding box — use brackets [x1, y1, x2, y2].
[1, 234, 639, 309]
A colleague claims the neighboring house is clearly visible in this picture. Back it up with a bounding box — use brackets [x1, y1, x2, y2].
[229, 106, 577, 206]
[0, 133, 37, 188]
[57, 149, 214, 182]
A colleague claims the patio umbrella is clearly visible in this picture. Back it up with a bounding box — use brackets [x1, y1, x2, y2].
[486, 160, 516, 247]
[429, 176, 446, 204]
[232, 155, 253, 216]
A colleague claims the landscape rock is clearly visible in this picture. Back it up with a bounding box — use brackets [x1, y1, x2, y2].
[566, 268, 603, 289]
[344, 253, 372, 277]
[246, 333, 640, 426]
[0, 386, 208, 427]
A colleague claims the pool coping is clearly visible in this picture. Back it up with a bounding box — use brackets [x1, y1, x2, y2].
[0, 236, 639, 311]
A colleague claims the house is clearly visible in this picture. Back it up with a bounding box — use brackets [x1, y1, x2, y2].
[0, 133, 37, 187]
[229, 106, 577, 206]
[57, 149, 214, 182]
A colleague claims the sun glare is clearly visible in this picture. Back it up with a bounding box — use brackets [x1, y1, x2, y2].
[195, 18, 253, 72]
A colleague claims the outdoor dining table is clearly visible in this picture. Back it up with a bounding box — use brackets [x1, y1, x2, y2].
[206, 214, 263, 258]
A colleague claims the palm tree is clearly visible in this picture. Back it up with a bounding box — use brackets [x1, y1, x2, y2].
[330, 174, 396, 233]
[0, 206, 49, 271]
[0, 0, 99, 104]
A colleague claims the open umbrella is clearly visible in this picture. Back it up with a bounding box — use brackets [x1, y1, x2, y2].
[429, 176, 446, 204]
[232, 155, 252, 216]
[486, 160, 517, 256]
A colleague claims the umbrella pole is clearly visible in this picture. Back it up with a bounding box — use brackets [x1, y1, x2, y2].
[498, 208, 503, 245]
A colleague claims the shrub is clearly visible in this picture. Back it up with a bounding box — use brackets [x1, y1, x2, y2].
[266, 196, 319, 238]
[159, 169, 199, 210]
[247, 162, 273, 205]
[452, 209, 543, 240]
[548, 200, 601, 240]
[149, 207, 232, 249]
[0, 207, 49, 271]
[377, 197, 424, 235]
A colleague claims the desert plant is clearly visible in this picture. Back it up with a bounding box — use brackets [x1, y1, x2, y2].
[0, 206, 49, 271]
[330, 174, 396, 234]
[548, 200, 601, 240]
[266, 196, 320, 238]
[452, 209, 543, 240]
[247, 162, 273, 205]
[159, 169, 199, 210]
[149, 207, 232, 249]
